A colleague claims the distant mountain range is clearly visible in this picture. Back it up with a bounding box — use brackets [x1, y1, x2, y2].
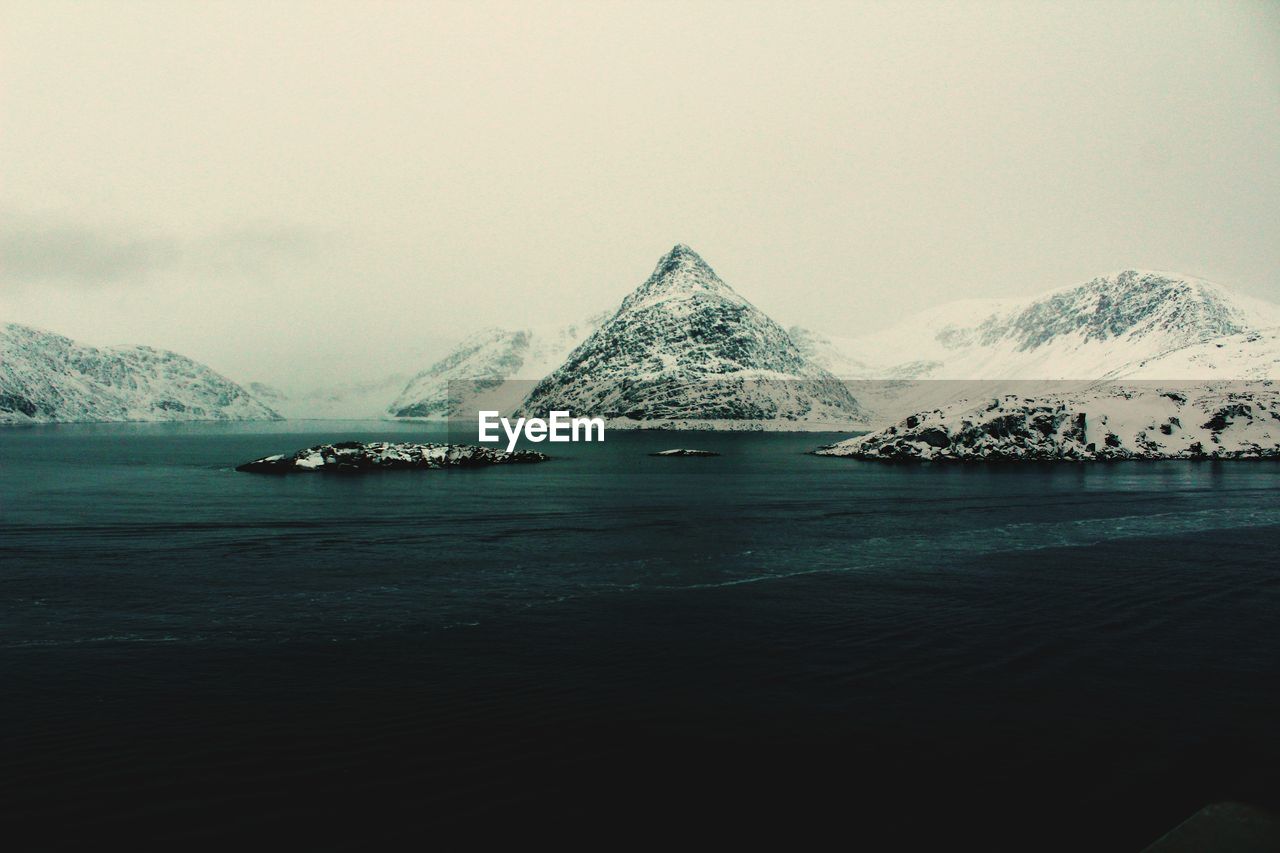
[0, 322, 278, 424]
[385, 245, 864, 428]
[3, 252, 1277, 428]
[392, 259, 1279, 429]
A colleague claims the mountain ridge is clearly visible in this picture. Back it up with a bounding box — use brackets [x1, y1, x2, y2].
[798, 269, 1279, 383]
[0, 322, 280, 424]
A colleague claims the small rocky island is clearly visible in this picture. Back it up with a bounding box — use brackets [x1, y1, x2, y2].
[649, 448, 721, 457]
[236, 441, 548, 473]
[817, 386, 1280, 462]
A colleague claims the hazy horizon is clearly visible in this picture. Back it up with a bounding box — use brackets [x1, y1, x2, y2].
[3, 0, 1278, 389]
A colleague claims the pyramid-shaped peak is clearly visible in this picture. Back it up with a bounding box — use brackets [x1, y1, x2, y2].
[663, 243, 702, 260]
[516, 243, 865, 425]
[651, 243, 715, 277]
[620, 244, 742, 313]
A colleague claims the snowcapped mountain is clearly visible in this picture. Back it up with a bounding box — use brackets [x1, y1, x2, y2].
[794, 270, 1280, 426]
[516, 245, 866, 428]
[388, 317, 603, 419]
[0, 322, 279, 424]
[803, 270, 1280, 382]
[817, 383, 1280, 461]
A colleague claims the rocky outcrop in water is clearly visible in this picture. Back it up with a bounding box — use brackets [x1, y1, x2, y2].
[236, 441, 548, 473]
[649, 448, 720, 457]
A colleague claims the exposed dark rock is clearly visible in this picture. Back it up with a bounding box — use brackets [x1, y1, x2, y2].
[0, 392, 38, 417]
[916, 427, 950, 448]
[1202, 403, 1253, 432]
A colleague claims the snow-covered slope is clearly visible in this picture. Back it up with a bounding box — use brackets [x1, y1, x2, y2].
[1110, 327, 1280, 380]
[817, 384, 1280, 461]
[388, 316, 603, 419]
[0, 322, 279, 424]
[517, 245, 866, 428]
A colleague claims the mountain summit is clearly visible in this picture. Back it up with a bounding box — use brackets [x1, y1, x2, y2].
[980, 270, 1276, 353]
[516, 245, 865, 427]
[617, 244, 745, 311]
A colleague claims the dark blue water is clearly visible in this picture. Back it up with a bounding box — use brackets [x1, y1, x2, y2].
[2, 422, 1279, 848]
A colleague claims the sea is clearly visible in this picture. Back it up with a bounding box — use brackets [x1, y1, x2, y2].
[2, 421, 1278, 849]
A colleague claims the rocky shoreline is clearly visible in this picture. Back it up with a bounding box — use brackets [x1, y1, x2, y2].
[816, 387, 1280, 462]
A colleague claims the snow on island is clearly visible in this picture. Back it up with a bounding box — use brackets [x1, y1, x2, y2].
[649, 448, 721, 457]
[815, 386, 1280, 462]
[236, 441, 548, 473]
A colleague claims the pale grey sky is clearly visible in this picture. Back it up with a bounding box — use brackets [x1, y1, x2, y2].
[2, 0, 1278, 387]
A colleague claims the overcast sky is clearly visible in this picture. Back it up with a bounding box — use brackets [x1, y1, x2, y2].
[2, 0, 1278, 387]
